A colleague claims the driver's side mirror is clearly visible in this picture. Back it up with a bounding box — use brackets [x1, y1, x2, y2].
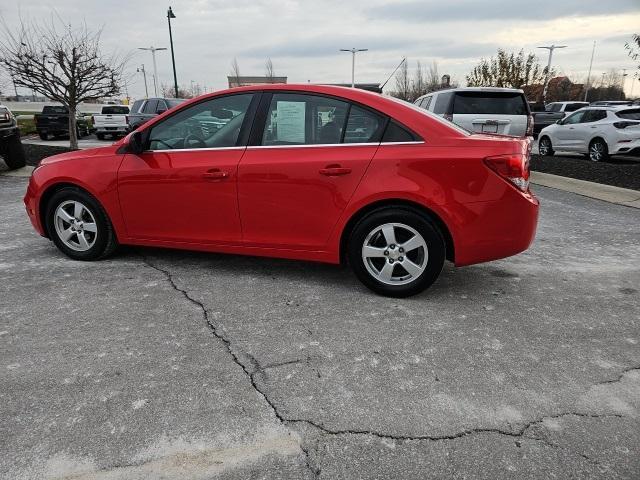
[556, 119, 563, 125]
[128, 131, 144, 155]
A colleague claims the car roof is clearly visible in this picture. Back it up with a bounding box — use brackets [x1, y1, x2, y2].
[434, 87, 524, 94]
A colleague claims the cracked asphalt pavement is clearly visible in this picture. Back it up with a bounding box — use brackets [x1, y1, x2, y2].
[1, 175, 639, 479]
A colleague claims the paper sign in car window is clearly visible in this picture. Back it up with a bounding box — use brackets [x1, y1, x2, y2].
[276, 101, 306, 143]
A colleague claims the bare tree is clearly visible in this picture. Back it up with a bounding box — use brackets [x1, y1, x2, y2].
[265, 57, 275, 81]
[393, 59, 411, 101]
[0, 17, 127, 149]
[160, 83, 193, 99]
[625, 34, 640, 76]
[230, 57, 242, 87]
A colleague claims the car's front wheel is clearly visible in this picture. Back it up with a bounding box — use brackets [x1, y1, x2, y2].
[348, 208, 445, 297]
[589, 138, 609, 162]
[538, 136, 554, 156]
[46, 187, 118, 260]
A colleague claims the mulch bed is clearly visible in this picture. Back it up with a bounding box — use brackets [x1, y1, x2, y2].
[530, 154, 640, 191]
[23, 144, 73, 167]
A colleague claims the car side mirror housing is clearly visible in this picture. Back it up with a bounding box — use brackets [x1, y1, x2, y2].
[128, 131, 144, 155]
[556, 120, 563, 125]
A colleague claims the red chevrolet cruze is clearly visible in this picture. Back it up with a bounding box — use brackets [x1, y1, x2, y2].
[24, 84, 538, 297]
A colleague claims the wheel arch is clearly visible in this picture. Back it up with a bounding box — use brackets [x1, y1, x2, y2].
[39, 182, 114, 240]
[339, 199, 455, 264]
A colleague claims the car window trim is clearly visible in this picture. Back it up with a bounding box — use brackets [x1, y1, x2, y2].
[140, 92, 260, 152]
[245, 140, 425, 151]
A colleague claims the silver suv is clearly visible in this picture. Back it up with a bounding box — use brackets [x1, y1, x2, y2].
[415, 87, 532, 137]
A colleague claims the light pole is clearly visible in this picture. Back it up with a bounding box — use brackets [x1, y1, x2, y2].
[537, 44, 567, 103]
[621, 69, 628, 99]
[137, 64, 149, 98]
[138, 46, 167, 96]
[583, 41, 596, 102]
[340, 48, 368, 88]
[167, 7, 179, 98]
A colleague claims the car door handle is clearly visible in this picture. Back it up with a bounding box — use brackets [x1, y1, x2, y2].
[319, 165, 352, 176]
[203, 169, 229, 180]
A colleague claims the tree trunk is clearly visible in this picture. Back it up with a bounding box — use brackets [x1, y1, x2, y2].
[68, 105, 78, 150]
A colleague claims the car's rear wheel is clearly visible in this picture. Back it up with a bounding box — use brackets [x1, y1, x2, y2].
[348, 208, 445, 297]
[1, 135, 26, 170]
[589, 138, 609, 162]
[46, 187, 118, 260]
[538, 136, 554, 156]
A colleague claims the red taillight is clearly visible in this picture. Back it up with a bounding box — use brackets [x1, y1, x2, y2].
[613, 121, 640, 129]
[484, 153, 530, 192]
[526, 114, 534, 136]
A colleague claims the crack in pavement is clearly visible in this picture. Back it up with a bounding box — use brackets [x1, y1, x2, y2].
[139, 254, 639, 477]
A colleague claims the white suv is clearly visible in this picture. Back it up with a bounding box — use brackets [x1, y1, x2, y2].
[415, 87, 532, 137]
[538, 106, 640, 162]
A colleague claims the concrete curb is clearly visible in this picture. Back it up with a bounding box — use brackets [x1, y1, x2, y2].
[531, 171, 640, 209]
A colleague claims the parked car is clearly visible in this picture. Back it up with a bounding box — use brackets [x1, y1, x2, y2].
[415, 87, 533, 137]
[0, 104, 26, 170]
[127, 97, 185, 131]
[92, 105, 130, 140]
[34, 106, 91, 140]
[538, 106, 640, 161]
[529, 101, 589, 136]
[24, 84, 538, 297]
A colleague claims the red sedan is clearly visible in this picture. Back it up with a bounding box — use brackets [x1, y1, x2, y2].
[24, 84, 538, 297]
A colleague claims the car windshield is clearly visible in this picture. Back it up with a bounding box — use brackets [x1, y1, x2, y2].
[387, 96, 471, 135]
[102, 106, 129, 114]
[616, 108, 640, 120]
[453, 92, 528, 115]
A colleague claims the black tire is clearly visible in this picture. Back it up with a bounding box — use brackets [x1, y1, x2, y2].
[538, 136, 554, 156]
[96, 132, 105, 140]
[1, 135, 27, 170]
[45, 187, 118, 261]
[348, 207, 446, 297]
[589, 138, 609, 162]
[39, 132, 48, 141]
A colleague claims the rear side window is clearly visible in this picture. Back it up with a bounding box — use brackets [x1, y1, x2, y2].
[433, 92, 453, 114]
[452, 92, 527, 115]
[616, 108, 640, 120]
[102, 106, 129, 114]
[343, 105, 384, 144]
[382, 121, 418, 142]
[583, 110, 607, 122]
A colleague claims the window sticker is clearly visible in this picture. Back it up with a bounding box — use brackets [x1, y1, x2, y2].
[276, 101, 306, 143]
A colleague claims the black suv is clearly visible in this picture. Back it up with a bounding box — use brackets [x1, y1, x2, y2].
[0, 105, 26, 170]
[127, 98, 185, 131]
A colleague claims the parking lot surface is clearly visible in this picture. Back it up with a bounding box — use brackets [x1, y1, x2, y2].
[1, 175, 639, 479]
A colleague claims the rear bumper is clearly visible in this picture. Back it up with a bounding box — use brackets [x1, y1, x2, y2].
[453, 189, 539, 267]
[96, 126, 128, 133]
[611, 138, 640, 155]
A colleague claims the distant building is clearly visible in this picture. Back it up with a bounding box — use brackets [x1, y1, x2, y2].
[228, 76, 287, 88]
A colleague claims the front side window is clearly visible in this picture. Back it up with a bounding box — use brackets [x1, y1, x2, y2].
[148, 93, 253, 151]
[562, 110, 585, 125]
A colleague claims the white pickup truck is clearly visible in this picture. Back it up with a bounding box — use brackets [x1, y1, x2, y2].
[92, 105, 130, 140]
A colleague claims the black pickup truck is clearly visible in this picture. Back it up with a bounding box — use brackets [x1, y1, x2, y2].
[0, 104, 26, 170]
[34, 106, 91, 140]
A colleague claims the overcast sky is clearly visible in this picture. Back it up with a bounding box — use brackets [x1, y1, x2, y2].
[1, 0, 639, 100]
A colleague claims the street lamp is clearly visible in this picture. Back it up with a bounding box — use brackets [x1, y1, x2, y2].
[537, 44, 566, 103]
[167, 6, 179, 98]
[138, 46, 167, 96]
[137, 64, 149, 98]
[340, 48, 368, 88]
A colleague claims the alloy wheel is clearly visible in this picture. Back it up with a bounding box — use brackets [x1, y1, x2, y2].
[539, 138, 550, 155]
[54, 200, 98, 252]
[589, 142, 604, 162]
[361, 222, 428, 286]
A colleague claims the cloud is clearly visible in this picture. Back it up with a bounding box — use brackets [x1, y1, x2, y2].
[371, 0, 640, 23]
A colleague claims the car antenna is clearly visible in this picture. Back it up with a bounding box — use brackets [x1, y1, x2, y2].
[379, 57, 406, 92]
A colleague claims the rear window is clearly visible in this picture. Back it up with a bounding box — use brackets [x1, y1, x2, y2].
[453, 92, 528, 115]
[42, 106, 68, 114]
[102, 106, 129, 114]
[616, 108, 640, 120]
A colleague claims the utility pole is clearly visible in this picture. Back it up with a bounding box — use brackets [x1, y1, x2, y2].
[167, 7, 179, 98]
[138, 46, 167, 97]
[137, 64, 149, 98]
[340, 48, 368, 88]
[583, 41, 596, 102]
[537, 44, 567, 103]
